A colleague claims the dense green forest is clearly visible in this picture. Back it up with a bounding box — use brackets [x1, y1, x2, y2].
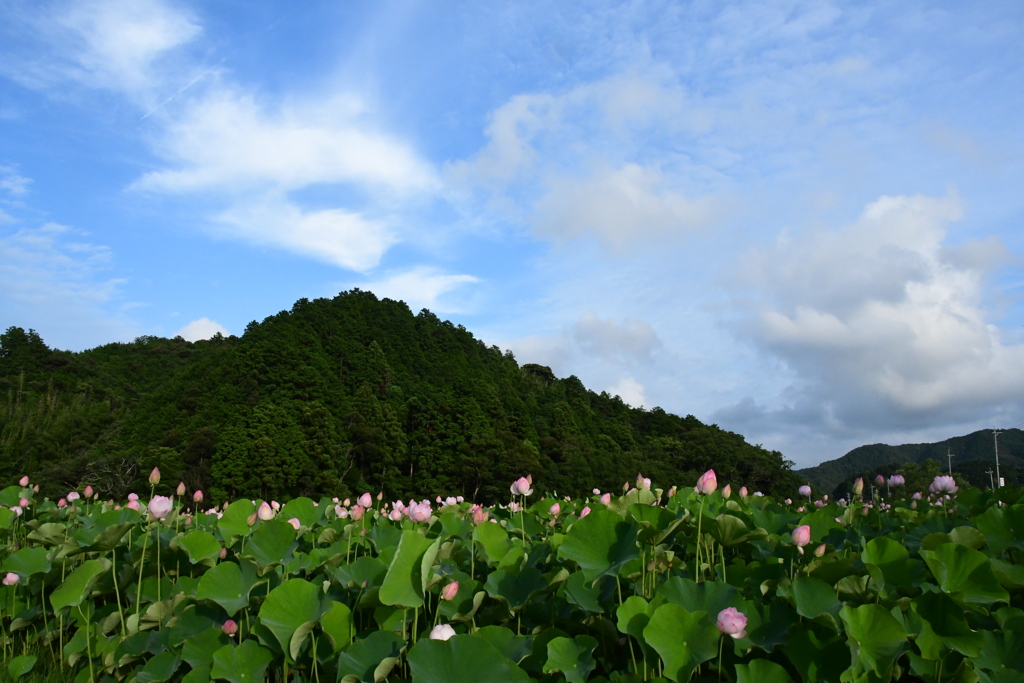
[0, 290, 799, 504]
[797, 428, 1024, 497]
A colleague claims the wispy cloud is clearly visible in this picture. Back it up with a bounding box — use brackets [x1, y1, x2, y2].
[356, 266, 480, 314]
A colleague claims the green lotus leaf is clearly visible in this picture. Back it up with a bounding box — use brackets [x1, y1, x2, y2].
[244, 519, 298, 568]
[210, 639, 274, 683]
[181, 665, 212, 683]
[861, 536, 920, 591]
[6, 654, 37, 679]
[973, 627, 1024, 678]
[948, 526, 986, 550]
[217, 500, 256, 542]
[562, 569, 604, 613]
[196, 560, 261, 616]
[258, 577, 326, 662]
[991, 557, 1024, 590]
[974, 504, 1024, 555]
[320, 600, 354, 651]
[473, 521, 511, 565]
[735, 659, 796, 683]
[839, 603, 907, 681]
[0, 485, 24, 507]
[543, 635, 598, 683]
[1, 546, 51, 577]
[181, 627, 230, 670]
[920, 543, 1009, 606]
[177, 529, 222, 566]
[26, 522, 67, 546]
[797, 508, 843, 544]
[134, 651, 181, 683]
[643, 603, 719, 682]
[379, 529, 440, 609]
[473, 625, 534, 664]
[708, 513, 768, 546]
[557, 509, 639, 583]
[0, 507, 15, 530]
[791, 575, 841, 622]
[334, 555, 387, 589]
[657, 577, 738, 619]
[616, 595, 655, 642]
[783, 627, 849, 683]
[337, 631, 406, 683]
[406, 633, 530, 683]
[279, 496, 320, 528]
[50, 558, 110, 613]
[484, 566, 548, 611]
[630, 504, 684, 546]
[913, 590, 983, 659]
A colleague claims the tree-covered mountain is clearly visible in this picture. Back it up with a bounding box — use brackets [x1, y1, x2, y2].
[796, 428, 1024, 497]
[1, 290, 800, 504]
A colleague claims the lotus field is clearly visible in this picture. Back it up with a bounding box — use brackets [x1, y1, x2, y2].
[2, 470, 1024, 683]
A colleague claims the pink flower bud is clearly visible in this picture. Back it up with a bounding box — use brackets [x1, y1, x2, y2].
[176, 482, 186, 496]
[257, 502, 274, 521]
[470, 505, 488, 525]
[580, 506, 591, 519]
[549, 503, 560, 516]
[149, 467, 161, 485]
[358, 493, 373, 508]
[510, 477, 533, 496]
[441, 582, 459, 601]
[851, 478, 864, 496]
[429, 624, 456, 641]
[271, 500, 280, 511]
[18, 476, 29, 487]
[58, 498, 67, 508]
[246, 512, 258, 526]
[696, 469, 717, 495]
[222, 620, 238, 636]
[193, 490, 204, 503]
[287, 517, 301, 531]
[721, 484, 731, 499]
[219, 547, 227, 559]
[792, 524, 811, 548]
[599, 493, 611, 505]
[19, 498, 29, 507]
[814, 543, 826, 558]
[128, 493, 139, 501]
[3, 572, 19, 586]
[716, 607, 747, 638]
[351, 505, 365, 521]
[739, 486, 748, 498]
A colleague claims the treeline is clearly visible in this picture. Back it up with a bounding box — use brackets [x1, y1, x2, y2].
[796, 428, 1024, 497]
[1, 290, 800, 504]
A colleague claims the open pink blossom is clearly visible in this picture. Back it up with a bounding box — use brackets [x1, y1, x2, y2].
[510, 477, 533, 496]
[67, 491, 80, 502]
[799, 485, 812, 498]
[696, 469, 717, 495]
[409, 502, 432, 522]
[351, 505, 365, 521]
[716, 607, 747, 639]
[257, 502, 274, 521]
[3, 572, 18, 586]
[929, 475, 958, 494]
[148, 495, 174, 520]
[429, 624, 457, 641]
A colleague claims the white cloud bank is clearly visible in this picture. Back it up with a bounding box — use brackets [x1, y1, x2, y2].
[176, 317, 228, 342]
[724, 192, 1024, 437]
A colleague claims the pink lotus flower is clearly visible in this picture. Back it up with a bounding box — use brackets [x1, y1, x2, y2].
[149, 467, 161, 485]
[219, 547, 227, 559]
[441, 582, 459, 601]
[358, 492, 373, 508]
[177, 482, 186, 496]
[335, 505, 349, 519]
[580, 506, 591, 518]
[67, 491, 80, 502]
[18, 476, 29, 487]
[929, 475, 958, 494]
[874, 474, 885, 487]
[85, 485, 95, 498]
[716, 607, 747, 639]
[636, 473, 651, 490]
[739, 487, 748, 498]
[887, 475, 905, 487]
[128, 493, 139, 502]
[792, 524, 811, 550]
[193, 490, 204, 503]
[599, 493, 611, 505]
[799, 485, 812, 498]
[19, 498, 29, 508]
[11, 506, 23, 517]
[470, 505, 489, 525]
[222, 619, 238, 636]
[409, 502, 432, 522]
[3, 572, 18, 586]
[696, 469, 717, 495]
[851, 478, 864, 496]
[593, 488, 601, 495]
[257, 502, 274, 521]
[127, 500, 141, 511]
[148, 495, 174, 520]
[814, 543, 827, 558]
[510, 477, 533, 496]
[351, 505, 365, 521]
[287, 517, 301, 530]
[549, 503, 560, 515]
[429, 624, 457, 641]
[721, 484, 731, 499]
[58, 498, 67, 508]
[271, 501, 280, 511]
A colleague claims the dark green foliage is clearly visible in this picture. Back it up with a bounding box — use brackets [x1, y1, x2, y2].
[799, 428, 1024, 497]
[1, 291, 800, 503]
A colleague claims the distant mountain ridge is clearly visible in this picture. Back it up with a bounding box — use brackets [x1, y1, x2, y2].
[0, 290, 799, 504]
[797, 428, 1024, 495]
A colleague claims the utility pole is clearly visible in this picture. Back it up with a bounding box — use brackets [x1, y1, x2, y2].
[994, 429, 1004, 488]
[986, 468, 995, 490]
[946, 448, 954, 475]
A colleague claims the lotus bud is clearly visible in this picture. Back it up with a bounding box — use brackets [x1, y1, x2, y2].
[721, 484, 731, 499]
[470, 505, 489, 525]
[792, 524, 811, 548]
[271, 500, 280, 511]
[3, 572, 19, 586]
[358, 492, 373, 508]
[219, 547, 227, 559]
[174, 482, 183, 496]
[636, 473, 651, 490]
[58, 498, 67, 508]
[799, 485, 812, 498]
[18, 476, 29, 487]
[33, 485, 38, 493]
[441, 582, 459, 601]
[377, 492, 383, 501]
[222, 619, 238, 636]
[128, 492, 139, 501]
[696, 469, 717, 495]
[149, 467, 161, 485]
[11, 506, 22, 516]
[257, 501, 274, 521]
[599, 492, 611, 505]
[851, 478, 864, 496]
[246, 512, 258, 526]
[580, 506, 591, 519]
[351, 505, 365, 521]
[127, 500, 141, 511]
[193, 490, 204, 503]
[593, 488, 601, 495]
[510, 477, 533, 496]
[739, 486, 748, 497]
[814, 543, 826, 558]
[429, 624, 456, 641]
[19, 498, 29, 507]
[549, 503, 560, 515]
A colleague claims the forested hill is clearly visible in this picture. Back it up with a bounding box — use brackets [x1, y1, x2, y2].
[797, 428, 1024, 496]
[1, 290, 799, 504]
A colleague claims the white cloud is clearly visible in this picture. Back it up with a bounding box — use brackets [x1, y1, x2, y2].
[359, 266, 480, 314]
[609, 376, 647, 408]
[732, 191, 1024, 429]
[176, 317, 228, 342]
[536, 164, 722, 249]
[572, 311, 661, 362]
[0, 166, 31, 196]
[0, 223, 136, 349]
[135, 90, 436, 195]
[216, 198, 396, 273]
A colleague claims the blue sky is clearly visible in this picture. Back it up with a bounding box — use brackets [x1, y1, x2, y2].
[2, 0, 1023, 468]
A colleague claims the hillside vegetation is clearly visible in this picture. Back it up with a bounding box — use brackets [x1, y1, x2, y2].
[0, 290, 799, 504]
